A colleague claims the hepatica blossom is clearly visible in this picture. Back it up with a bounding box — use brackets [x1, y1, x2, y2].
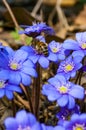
[42, 74, 84, 109]
[63, 113, 86, 130]
[56, 105, 80, 120]
[48, 41, 65, 62]
[0, 71, 21, 99]
[63, 31, 86, 59]
[57, 55, 82, 79]
[0, 48, 37, 86]
[4, 110, 42, 130]
[19, 22, 55, 37]
[21, 44, 49, 69]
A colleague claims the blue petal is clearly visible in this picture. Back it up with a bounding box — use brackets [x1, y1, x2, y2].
[0, 53, 9, 68]
[6, 84, 22, 93]
[9, 72, 21, 85]
[13, 50, 28, 63]
[55, 74, 66, 84]
[32, 122, 42, 130]
[81, 32, 86, 42]
[21, 67, 37, 77]
[21, 46, 35, 55]
[67, 96, 75, 109]
[5, 90, 13, 99]
[69, 85, 84, 99]
[63, 39, 79, 50]
[4, 118, 18, 130]
[58, 53, 65, 60]
[38, 56, 49, 68]
[72, 50, 84, 62]
[0, 89, 4, 98]
[48, 77, 61, 87]
[27, 113, 37, 126]
[20, 72, 31, 86]
[54, 126, 65, 130]
[23, 59, 34, 67]
[71, 114, 79, 120]
[48, 53, 58, 62]
[0, 70, 9, 80]
[57, 95, 68, 107]
[29, 55, 39, 63]
[76, 32, 84, 43]
[16, 110, 30, 126]
[71, 71, 76, 77]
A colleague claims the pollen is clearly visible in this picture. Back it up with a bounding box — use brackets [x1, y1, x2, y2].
[65, 64, 74, 72]
[10, 63, 19, 70]
[51, 47, 59, 53]
[81, 43, 86, 49]
[59, 85, 68, 93]
[73, 124, 85, 130]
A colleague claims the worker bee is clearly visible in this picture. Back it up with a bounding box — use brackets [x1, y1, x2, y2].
[32, 38, 49, 57]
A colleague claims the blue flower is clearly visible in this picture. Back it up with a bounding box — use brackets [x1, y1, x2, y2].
[0, 71, 21, 99]
[56, 105, 80, 120]
[4, 110, 42, 130]
[21, 45, 49, 69]
[0, 48, 37, 86]
[57, 55, 82, 79]
[48, 41, 65, 62]
[63, 31, 86, 60]
[42, 74, 84, 109]
[19, 22, 55, 37]
[63, 113, 86, 130]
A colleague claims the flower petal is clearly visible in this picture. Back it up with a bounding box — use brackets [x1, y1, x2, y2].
[0, 89, 4, 98]
[57, 95, 68, 107]
[4, 118, 18, 130]
[63, 39, 79, 50]
[69, 85, 84, 99]
[5, 90, 13, 99]
[20, 72, 32, 86]
[67, 96, 75, 109]
[38, 56, 49, 68]
[21, 67, 37, 77]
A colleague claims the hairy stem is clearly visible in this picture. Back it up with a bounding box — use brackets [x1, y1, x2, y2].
[32, 63, 41, 119]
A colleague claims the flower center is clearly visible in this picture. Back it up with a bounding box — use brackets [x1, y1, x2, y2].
[0, 80, 5, 88]
[73, 124, 85, 130]
[81, 43, 86, 49]
[65, 64, 74, 72]
[51, 47, 59, 53]
[9, 59, 21, 71]
[58, 85, 68, 93]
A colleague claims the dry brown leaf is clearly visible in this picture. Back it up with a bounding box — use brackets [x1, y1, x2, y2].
[43, 0, 78, 6]
[74, 5, 86, 25]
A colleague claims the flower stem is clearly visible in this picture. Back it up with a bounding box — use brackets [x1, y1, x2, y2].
[32, 63, 42, 119]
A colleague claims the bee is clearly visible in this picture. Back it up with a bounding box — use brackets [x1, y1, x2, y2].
[32, 39, 49, 57]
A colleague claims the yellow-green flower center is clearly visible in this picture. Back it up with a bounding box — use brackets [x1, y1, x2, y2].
[65, 64, 74, 72]
[59, 85, 68, 93]
[0, 81, 5, 88]
[73, 124, 85, 130]
[81, 43, 86, 49]
[10, 63, 19, 70]
[51, 47, 59, 53]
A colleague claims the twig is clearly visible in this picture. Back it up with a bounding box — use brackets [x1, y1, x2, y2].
[2, 0, 20, 30]
[14, 92, 30, 110]
[31, 0, 43, 17]
[56, 0, 69, 29]
[20, 83, 33, 113]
